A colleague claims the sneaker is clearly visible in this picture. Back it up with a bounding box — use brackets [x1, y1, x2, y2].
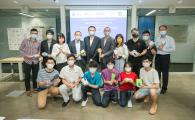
[127, 99, 133, 108]
[160, 89, 166, 94]
[81, 98, 88, 107]
[62, 100, 70, 107]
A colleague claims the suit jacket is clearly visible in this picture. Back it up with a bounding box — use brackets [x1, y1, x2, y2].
[100, 36, 115, 63]
[84, 36, 101, 62]
[40, 39, 56, 61]
[69, 40, 85, 60]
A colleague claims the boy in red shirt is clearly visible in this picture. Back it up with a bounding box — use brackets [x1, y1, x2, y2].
[119, 62, 137, 107]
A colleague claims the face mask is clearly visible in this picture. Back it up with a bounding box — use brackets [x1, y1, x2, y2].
[143, 36, 149, 41]
[46, 64, 54, 69]
[47, 35, 53, 40]
[75, 36, 81, 41]
[31, 34, 37, 40]
[143, 62, 150, 68]
[67, 60, 75, 66]
[125, 67, 132, 72]
[117, 38, 123, 44]
[89, 31, 95, 36]
[89, 68, 97, 74]
[107, 64, 114, 70]
[104, 32, 110, 36]
[159, 31, 167, 36]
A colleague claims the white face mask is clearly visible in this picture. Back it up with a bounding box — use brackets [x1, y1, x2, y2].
[125, 67, 132, 72]
[31, 34, 37, 40]
[89, 68, 97, 74]
[107, 64, 114, 70]
[104, 32, 110, 36]
[47, 34, 53, 40]
[46, 64, 54, 69]
[89, 31, 95, 36]
[143, 62, 150, 68]
[159, 31, 167, 36]
[75, 36, 81, 41]
[67, 60, 75, 66]
[143, 35, 150, 41]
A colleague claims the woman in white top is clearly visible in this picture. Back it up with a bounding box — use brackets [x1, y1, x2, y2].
[52, 33, 71, 72]
[113, 34, 129, 72]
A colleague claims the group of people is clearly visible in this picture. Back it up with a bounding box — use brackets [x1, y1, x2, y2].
[19, 25, 175, 115]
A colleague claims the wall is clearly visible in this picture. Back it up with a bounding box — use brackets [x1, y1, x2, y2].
[0, 16, 56, 58]
[155, 15, 195, 63]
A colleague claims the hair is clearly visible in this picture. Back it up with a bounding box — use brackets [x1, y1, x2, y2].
[131, 28, 138, 33]
[159, 25, 168, 30]
[107, 59, 115, 65]
[88, 60, 98, 68]
[142, 30, 150, 35]
[46, 29, 54, 35]
[30, 28, 38, 33]
[56, 33, 65, 43]
[44, 57, 56, 68]
[142, 55, 152, 62]
[74, 31, 82, 35]
[124, 62, 133, 69]
[88, 26, 96, 30]
[67, 54, 76, 60]
[115, 34, 124, 47]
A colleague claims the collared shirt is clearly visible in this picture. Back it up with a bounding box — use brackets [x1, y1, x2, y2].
[83, 71, 103, 87]
[75, 40, 81, 60]
[37, 68, 59, 82]
[101, 68, 120, 91]
[155, 35, 175, 55]
[90, 36, 94, 46]
[59, 65, 83, 83]
[51, 43, 71, 64]
[19, 38, 41, 64]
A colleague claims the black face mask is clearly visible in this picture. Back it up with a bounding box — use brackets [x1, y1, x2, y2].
[132, 34, 139, 38]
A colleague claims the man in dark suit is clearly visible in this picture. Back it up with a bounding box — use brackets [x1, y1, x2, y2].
[84, 26, 101, 63]
[69, 31, 86, 71]
[97, 27, 115, 69]
[41, 30, 56, 67]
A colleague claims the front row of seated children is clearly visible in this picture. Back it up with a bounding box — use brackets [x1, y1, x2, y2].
[36, 54, 160, 115]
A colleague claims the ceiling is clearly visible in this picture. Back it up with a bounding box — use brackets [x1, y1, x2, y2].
[0, 0, 195, 8]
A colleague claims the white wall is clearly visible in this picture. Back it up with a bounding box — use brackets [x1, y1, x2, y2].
[155, 16, 195, 63]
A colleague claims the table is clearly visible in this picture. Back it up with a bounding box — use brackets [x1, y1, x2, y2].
[0, 57, 42, 81]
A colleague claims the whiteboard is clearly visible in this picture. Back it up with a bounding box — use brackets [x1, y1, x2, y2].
[7, 28, 42, 50]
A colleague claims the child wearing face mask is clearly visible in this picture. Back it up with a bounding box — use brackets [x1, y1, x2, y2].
[101, 59, 120, 108]
[59, 54, 84, 107]
[134, 57, 160, 115]
[81, 60, 103, 107]
[36, 57, 60, 109]
[119, 62, 137, 108]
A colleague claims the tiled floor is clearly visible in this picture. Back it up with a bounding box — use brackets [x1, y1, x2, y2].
[0, 74, 195, 120]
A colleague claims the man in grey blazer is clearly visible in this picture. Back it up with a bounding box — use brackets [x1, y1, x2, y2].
[97, 27, 115, 69]
[69, 31, 86, 71]
[84, 26, 101, 63]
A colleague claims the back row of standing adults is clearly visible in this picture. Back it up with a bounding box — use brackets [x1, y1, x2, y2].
[19, 25, 175, 96]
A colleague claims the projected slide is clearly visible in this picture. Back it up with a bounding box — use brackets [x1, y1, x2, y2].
[70, 10, 127, 41]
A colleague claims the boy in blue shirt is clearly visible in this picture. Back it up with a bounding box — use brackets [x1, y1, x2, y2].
[81, 60, 103, 107]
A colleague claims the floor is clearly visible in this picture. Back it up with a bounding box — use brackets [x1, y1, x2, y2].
[0, 74, 195, 120]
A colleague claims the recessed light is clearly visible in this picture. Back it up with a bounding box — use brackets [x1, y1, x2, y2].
[177, 0, 183, 4]
[13, 0, 18, 4]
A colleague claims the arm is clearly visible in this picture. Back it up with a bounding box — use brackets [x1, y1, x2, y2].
[162, 38, 176, 53]
[19, 40, 31, 58]
[103, 39, 115, 57]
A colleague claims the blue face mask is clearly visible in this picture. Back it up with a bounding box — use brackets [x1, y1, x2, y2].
[31, 34, 38, 40]
[159, 31, 167, 36]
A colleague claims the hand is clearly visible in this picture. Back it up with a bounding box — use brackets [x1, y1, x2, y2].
[97, 48, 102, 53]
[34, 54, 40, 58]
[112, 79, 117, 84]
[53, 78, 61, 86]
[107, 80, 113, 85]
[140, 85, 145, 89]
[158, 44, 164, 50]
[68, 83, 75, 88]
[129, 79, 134, 84]
[26, 55, 33, 59]
[100, 54, 105, 58]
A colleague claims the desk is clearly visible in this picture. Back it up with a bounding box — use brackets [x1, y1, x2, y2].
[0, 57, 42, 81]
